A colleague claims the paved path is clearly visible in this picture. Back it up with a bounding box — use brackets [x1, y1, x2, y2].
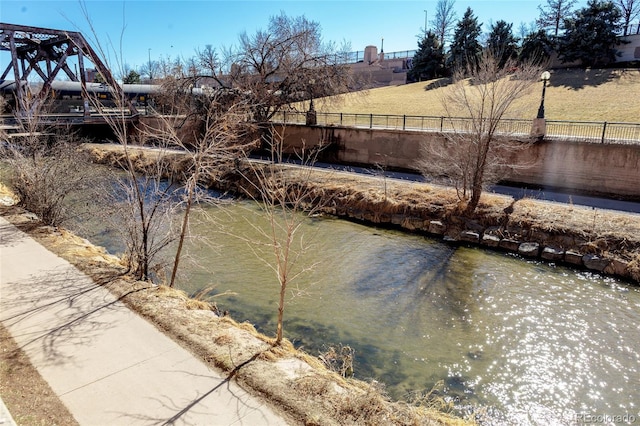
[0, 217, 288, 425]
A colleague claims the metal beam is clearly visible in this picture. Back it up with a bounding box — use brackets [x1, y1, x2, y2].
[1, 22, 138, 117]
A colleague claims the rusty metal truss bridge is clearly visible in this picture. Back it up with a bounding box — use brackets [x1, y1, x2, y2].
[0, 22, 138, 118]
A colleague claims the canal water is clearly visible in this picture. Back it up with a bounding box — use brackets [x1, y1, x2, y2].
[75, 197, 640, 425]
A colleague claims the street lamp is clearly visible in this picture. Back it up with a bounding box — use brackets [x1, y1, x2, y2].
[306, 78, 317, 126]
[424, 10, 428, 38]
[309, 78, 315, 112]
[536, 71, 551, 119]
[148, 48, 152, 83]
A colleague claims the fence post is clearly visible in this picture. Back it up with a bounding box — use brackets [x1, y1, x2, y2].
[283, 111, 286, 123]
[601, 121, 607, 144]
[440, 116, 444, 132]
[403, 115, 406, 131]
[370, 114, 373, 129]
[340, 112, 343, 126]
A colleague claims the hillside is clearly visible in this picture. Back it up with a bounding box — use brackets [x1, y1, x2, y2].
[317, 68, 640, 123]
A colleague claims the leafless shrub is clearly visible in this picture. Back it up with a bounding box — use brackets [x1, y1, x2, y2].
[319, 344, 355, 378]
[1, 98, 94, 226]
[236, 127, 329, 345]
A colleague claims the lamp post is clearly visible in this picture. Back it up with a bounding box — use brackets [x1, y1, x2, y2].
[536, 71, 551, 119]
[306, 78, 316, 126]
[424, 10, 428, 38]
[148, 48, 152, 83]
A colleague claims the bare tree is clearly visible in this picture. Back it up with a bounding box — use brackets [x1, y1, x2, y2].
[537, 0, 577, 37]
[615, 0, 640, 35]
[148, 77, 256, 287]
[72, 2, 182, 281]
[432, 0, 458, 47]
[416, 50, 542, 213]
[195, 13, 353, 123]
[237, 129, 326, 345]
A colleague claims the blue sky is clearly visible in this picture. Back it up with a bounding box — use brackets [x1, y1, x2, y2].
[2, 0, 586, 74]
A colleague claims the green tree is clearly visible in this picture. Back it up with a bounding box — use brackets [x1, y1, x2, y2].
[123, 70, 141, 84]
[519, 29, 554, 64]
[408, 31, 446, 82]
[487, 20, 519, 67]
[558, 0, 624, 66]
[448, 7, 483, 73]
[537, 0, 577, 37]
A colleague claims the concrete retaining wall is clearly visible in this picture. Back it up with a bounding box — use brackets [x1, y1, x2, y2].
[276, 124, 640, 199]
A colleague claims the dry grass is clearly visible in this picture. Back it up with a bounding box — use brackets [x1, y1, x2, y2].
[318, 68, 640, 122]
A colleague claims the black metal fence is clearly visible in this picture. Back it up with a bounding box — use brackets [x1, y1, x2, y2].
[271, 111, 640, 145]
[345, 49, 417, 63]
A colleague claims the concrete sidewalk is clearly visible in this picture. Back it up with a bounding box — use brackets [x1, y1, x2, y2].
[0, 217, 288, 425]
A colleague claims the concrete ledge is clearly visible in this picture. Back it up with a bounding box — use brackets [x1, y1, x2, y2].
[541, 246, 564, 261]
[518, 242, 541, 258]
[565, 251, 584, 266]
[481, 234, 501, 247]
[499, 239, 521, 251]
[583, 254, 610, 272]
[460, 231, 480, 243]
[429, 220, 446, 235]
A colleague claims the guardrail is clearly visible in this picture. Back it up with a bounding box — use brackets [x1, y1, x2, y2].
[271, 111, 640, 145]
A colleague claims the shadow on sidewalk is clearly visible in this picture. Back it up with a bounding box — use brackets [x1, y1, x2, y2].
[1, 265, 143, 367]
[121, 349, 279, 425]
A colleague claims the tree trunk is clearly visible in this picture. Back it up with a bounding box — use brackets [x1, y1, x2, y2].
[275, 277, 286, 345]
[169, 178, 195, 288]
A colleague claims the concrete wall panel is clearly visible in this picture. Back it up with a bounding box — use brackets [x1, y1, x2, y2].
[278, 124, 640, 199]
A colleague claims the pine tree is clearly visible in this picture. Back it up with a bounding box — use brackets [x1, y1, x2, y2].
[519, 30, 554, 65]
[448, 7, 482, 73]
[408, 31, 446, 82]
[487, 20, 519, 68]
[123, 70, 141, 84]
[558, 0, 624, 66]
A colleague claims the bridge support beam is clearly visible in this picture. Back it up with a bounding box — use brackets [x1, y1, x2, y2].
[0, 23, 137, 118]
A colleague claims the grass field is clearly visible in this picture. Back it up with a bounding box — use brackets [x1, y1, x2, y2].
[316, 68, 640, 123]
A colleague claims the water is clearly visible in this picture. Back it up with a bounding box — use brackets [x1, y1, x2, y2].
[73, 197, 640, 425]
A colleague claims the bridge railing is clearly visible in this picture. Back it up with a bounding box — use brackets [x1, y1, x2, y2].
[271, 111, 640, 144]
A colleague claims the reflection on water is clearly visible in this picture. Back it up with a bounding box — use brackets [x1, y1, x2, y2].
[73, 198, 640, 425]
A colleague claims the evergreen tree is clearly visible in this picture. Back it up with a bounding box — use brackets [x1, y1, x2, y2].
[123, 70, 141, 84]
[448, 7, 483, 72]
[519, 30, 554, 65]
[93, 73, 106, 84]
[487, 20, 519, 67]
[537, 0, 577, 37]
[558, 0, 624, 66]
[409, 31, 446, 82]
